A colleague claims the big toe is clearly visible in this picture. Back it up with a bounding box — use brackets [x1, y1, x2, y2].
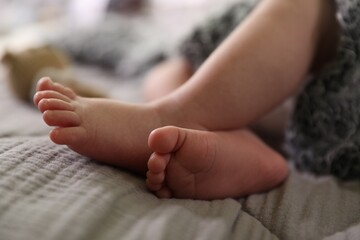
[36, 77, 76, 99]
[148, 126, 184, 153]
[36, 77, 53, 91]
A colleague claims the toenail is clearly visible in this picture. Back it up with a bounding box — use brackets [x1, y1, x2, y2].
[33, 93, 42, 104]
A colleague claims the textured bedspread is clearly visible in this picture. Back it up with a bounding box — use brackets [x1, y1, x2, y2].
[0, 137, 359, 240]
[0, 64, 359, 240]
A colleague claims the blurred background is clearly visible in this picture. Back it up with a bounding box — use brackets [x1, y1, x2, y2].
[0, 0, 235, 54]
[0, 0, 239, 136]
[0, 0, 207, 33]
[0, 0, 239, 103]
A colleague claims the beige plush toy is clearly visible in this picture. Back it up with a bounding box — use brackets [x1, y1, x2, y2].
[1, 46, 105, 103]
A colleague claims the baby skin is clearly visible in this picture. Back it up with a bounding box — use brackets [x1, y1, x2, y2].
[34, 0, 337, 200]
[34, 77, 286, 200]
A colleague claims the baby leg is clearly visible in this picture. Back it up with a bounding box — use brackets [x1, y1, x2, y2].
[142, 57, 193, 101]
[142, 1, 256, 102]
[153, 0, 338, 131]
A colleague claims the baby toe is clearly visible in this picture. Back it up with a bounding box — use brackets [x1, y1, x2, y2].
[50, 126, 87, 145]
[146, 179, 162, 192]
[146, 171, 165, 185]
[51, 82, 76, 99]
[36, 77, 53, 91]
[36, 78, 75, 99]
[38, 98, 74, 113]
[34, 90, 72, 106]
[43, 110, 81, 127]
[148, 153, 170, 173]
[156, 187, 172, 199]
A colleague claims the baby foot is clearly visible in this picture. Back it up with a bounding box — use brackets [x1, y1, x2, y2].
[146, 126, 288, 200]
[33, 77, 162, 173]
